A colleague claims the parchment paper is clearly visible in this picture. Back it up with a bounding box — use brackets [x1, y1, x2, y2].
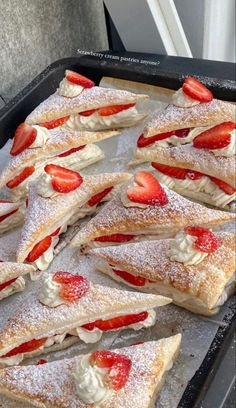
[0, 78, 235, 408]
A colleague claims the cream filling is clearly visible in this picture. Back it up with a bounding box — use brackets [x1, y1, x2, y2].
[0, 309, 155, 366]
[154, 169, 236, 208]
[30, 126, 50, 148]
[65, 107, 138, 130]
[0, 277, 25, 300]
[169, 231, 208, 265]
[58, 77, 84, 98]
[172, 88, 200, 108]
[211, 129, 235, 157]
[39, 276, 63, 307]
[74, 354, 112, 405]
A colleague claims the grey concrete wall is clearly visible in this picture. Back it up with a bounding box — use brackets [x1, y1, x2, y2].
[0, 0, 108, 102]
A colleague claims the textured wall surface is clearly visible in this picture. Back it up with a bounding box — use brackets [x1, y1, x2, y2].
[0, 0, 108, 101]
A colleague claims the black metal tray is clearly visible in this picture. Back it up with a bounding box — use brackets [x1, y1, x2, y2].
[0, 53, 235, 407]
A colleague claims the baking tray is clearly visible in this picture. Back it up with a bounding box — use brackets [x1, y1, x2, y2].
[0, 54, 235, 407]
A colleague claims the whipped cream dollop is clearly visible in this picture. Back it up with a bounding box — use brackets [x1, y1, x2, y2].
[211, 129, 235, 157]
[39, 275, 63, 307]
[37, 173, 56, 198]
[172, 88, 200, 108]
[65, 106, 138, 131]
[30, 125, 50, 148]
[154, 169, 236, 209]
[74, 354, 112, 405]
[58, 77, 84, 98]
[169, 231, 208, 265]
[0, 276, 25, 300]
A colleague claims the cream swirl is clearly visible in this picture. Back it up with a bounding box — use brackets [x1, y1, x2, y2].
[169, 231, 208, 265]
[37, 173, 56, 198]
[30, 125, 50, 148]
[58, 78, 84, 98]
[65, 106, 138, 131]
[172, 88, 200, 108]
[211, 129, 235, 157]
[74, 354, 112, 405]
[71, 327, 103, 343]
[39, 274, 63, 306]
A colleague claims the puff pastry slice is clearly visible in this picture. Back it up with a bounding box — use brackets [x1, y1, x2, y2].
[0, 200, 25, 235]
[0, 261, 36, 300]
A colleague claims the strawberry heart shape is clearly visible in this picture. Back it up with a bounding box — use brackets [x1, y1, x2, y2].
[127, 171, 168, 206]
[44, 164, 83, 193]
[90, 350, 132, 391]
[53, 272, 90, 302]
[10, 123, 37, 156]
[184, 226, 222, 253]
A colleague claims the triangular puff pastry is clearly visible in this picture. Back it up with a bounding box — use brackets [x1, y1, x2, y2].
[137, 145, 236, 210]
[0, 336, 181, 408]
[0, 261, 35, 300]
[0, 128, 118, 199]
[0, 200, 25, 235]
[90, 231, 236, 316]
[16, 172, 132, 270]
[0, 277, 171, 367]
[71, 176, 234, 249]
[25, 87, 148, 129]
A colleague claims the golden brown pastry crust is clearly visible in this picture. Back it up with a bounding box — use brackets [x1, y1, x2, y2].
[0, 262, 35, 285]
[90, 232, 236, 314]
[0, 336, 181, 408]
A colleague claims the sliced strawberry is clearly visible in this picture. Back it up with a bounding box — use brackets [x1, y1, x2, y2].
[26, 236, 52, 262]
[87, 187, 113, 207]
[36, 359, 47, 365]
[94, 234, 135, 243]
[0, 200, 12, 203]
[65, 70, 95, 88]
[182, 77, 213, 102]
[50, 227, 61, 237]
[0, 209, 18, 223]
[112, 269, 147, 286]
[0, 278, 17, 292]
[53, 272, 90, 303]
[6, 166, 35, 189]
[57, 145, 86, 157]
[137, 128, 190, 148]
[90, 350, 132, 391]
[79, 108, 98, 116]
[10, 123, 37, 156]
[127, 171, 168, 206]
[193, 122, 234, 150]
[45, 164, 83, 193]
[98, 103, 136, 116]
[129, 341, 144, 346]
[3, 338, 47, 358]
[184, 226, 221, 253]
[152, 162, 204, 180]
[209, 176, 236, 195]
[82, 311, 148, 332]
[40, 116, 69, 129]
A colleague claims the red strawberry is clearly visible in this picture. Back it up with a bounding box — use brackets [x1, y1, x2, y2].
[40, 116, 69, 129]
[90, 350, 132, 391]
[184, 226, 221, 253]
[152, 162, 204, 180]
[94, 234, 135, 243]
[26, 236, 52, 262]
[0, 278, 17, 292]
[209, 176, 236, 195]
[87, 187, 113, 207]
[129, 341, 144, 346]
[182, 77, 213, 102]
[0, 209, 18, 223]
[6, 166, 35, 189]
[127, 171, 168, 206]
[112, 269, 147, 286]
[57, 145, 86, 157]
[50, 227, 61, 237]
[98, 103, 136, 117]
[36, 359, 47, 365]
[0, 200, 12, 203]
[82, 311, 148, 332]
[137, 128, 190, 148]
[3, 338, 47, 358]
[193, 122, 234, 150]
[45, 164, 83, 193]
[53, 272, 90, 303]
[79, 109, 97, 116]
[65, 70, 95, 88]
[10, 123, 37, 156]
